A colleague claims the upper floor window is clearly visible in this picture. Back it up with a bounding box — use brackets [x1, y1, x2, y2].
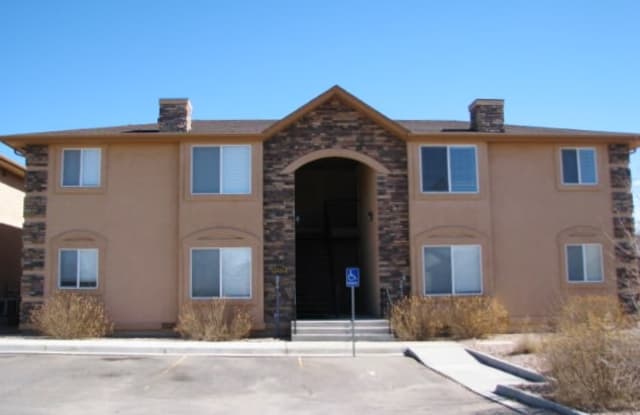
[192, 145, 251, 195]
[561, 148, 597, 185]
[62, 149, 101, 187]
[424, 245, 482, 295]
[421, 145, 478, 193]
[59, 248, 98, 289]
[566, 243, 603, 283]
[191, 247, 252, 299]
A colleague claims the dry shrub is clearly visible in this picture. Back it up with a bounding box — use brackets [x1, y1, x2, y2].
[30, 292, 114, 339]
[390, 296, 447, 340]
[509, 335, 541, 356]
[175, 301, 252, 341]
[553, 295, 629, 332]
[448, 296, 509, 339]
[543, 296, 640, 412]
[391, 296, 508, 340]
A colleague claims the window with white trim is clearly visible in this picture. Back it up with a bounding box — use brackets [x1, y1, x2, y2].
[421, 145, 478, 193]
[566, 244, 603, 282]
[561, 148, 597, 185]
[59, 248, 98, 289]
[62, 149, 101, 187]
[192, 145, 251, 194]
[423, 245, 482, 295]
[191, 247, 251, 298]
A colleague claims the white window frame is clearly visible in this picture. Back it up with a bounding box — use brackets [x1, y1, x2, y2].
[57, 248, 99, 289]
[190, 144, 252, 195]
[423, 244, 483, 296]
[419, 144, 479, 194]
[565, 243, 604, 283]
[560, 147, 598, 185]
[61, 148, 102, 188]
[189, 247, 252, 299]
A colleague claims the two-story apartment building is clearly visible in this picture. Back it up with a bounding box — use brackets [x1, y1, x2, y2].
[3, 86, 638, 334]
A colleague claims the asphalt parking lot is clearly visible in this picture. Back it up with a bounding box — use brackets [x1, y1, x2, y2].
[0, 354, 521, 414]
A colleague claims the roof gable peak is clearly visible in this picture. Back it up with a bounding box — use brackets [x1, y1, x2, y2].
[261, 85, 410, 139]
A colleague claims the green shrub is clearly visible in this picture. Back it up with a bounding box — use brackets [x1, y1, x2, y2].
[175, 301, 252, 341]
[390, 295, 509, 340]
[30, 292, 114, 339]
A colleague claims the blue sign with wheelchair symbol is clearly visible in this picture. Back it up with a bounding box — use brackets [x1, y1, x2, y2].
[345, 267, 360, 287]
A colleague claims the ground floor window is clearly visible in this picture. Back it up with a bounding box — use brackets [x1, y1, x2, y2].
[191, 247, 252, 299]
[566, 244, 603, 282]
[59, 248, 99, 289]
[423, 245, 482, 295]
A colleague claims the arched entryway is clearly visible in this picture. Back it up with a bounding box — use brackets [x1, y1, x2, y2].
[294, 157, 379, 318]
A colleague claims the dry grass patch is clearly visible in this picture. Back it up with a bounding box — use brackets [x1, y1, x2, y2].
[508, 334, 541, 356]
[390, 296, 509, 340]
[543, 296, 640, 412]
[30, 292, 114, 339]
[175, 301, 252, 341]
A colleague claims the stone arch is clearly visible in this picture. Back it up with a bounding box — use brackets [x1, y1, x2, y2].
[282, 149, 390, 175]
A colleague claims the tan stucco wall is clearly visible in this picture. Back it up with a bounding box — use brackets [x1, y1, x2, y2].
[0, 177, 24, 228]
[45, 141, 265, 331]
[41, 135, 619, 329]
[407, 141, 616, 322]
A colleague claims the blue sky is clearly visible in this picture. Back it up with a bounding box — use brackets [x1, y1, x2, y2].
[1, 1, 639, 185]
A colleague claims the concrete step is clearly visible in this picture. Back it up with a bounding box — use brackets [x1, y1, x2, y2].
[291, 333, 395, 342]
[293, 319, 389, 328]
[291, 319, 394, 341]
[293, 327, 390, 335]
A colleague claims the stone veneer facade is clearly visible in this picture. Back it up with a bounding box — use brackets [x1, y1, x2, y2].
[262, 97, 410, 332]
[609, 144, 639, 311]
[20, 145, 48, 323]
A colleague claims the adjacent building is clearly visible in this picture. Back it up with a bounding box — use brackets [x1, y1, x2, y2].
[0, 156, 25, 326]
[2, 86, 638, 334]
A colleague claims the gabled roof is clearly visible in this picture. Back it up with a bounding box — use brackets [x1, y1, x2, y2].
[1, 85, 639, 149]
[261, 85, 411, 139]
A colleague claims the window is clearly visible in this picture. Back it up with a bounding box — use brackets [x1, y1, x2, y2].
[566, 244, 603, 282]
[62, 149, 101, 187]
[423, 245, 482, 295]
[561, 148, 597, 185]
[59, 249, 98, 289]
[192, 145, 251, 194]
[421, 146, 478, 193]
[191, 247, 251, 298]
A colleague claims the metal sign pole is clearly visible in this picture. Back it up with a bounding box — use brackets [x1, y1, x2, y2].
[351, 285, 356, 357]
[275, 274, 280, 339]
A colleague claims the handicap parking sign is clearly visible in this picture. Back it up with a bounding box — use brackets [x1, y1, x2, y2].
[346, 267, 360, 287]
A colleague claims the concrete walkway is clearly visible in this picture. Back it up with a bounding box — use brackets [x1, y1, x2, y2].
[406, 341, 546, 414]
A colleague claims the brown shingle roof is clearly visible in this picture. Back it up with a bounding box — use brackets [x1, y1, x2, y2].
[3, 119, 635, 137]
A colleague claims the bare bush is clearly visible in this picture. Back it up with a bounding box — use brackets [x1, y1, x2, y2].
[390, 296, 447, 340]
[543, 296, 640, 411]
[508, 334, 542, 356]
[30, 292, 114, 339]
[553, 295, 629, 332]
[448, 296, 509, 339]
[175, 301, 252, 341]
[390, 296, 508, 340]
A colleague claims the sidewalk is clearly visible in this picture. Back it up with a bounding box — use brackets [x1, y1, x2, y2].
[0, 336, 406, 356]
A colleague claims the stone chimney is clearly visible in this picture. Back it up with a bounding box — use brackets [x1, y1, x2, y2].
[158, 98, 192, 132]
[469, 99, 504, 132]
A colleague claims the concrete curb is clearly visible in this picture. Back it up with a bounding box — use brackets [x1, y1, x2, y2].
[0, 337, 406, 357]
[465, 348, 547, 383]
[495, 384, 589, 415]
